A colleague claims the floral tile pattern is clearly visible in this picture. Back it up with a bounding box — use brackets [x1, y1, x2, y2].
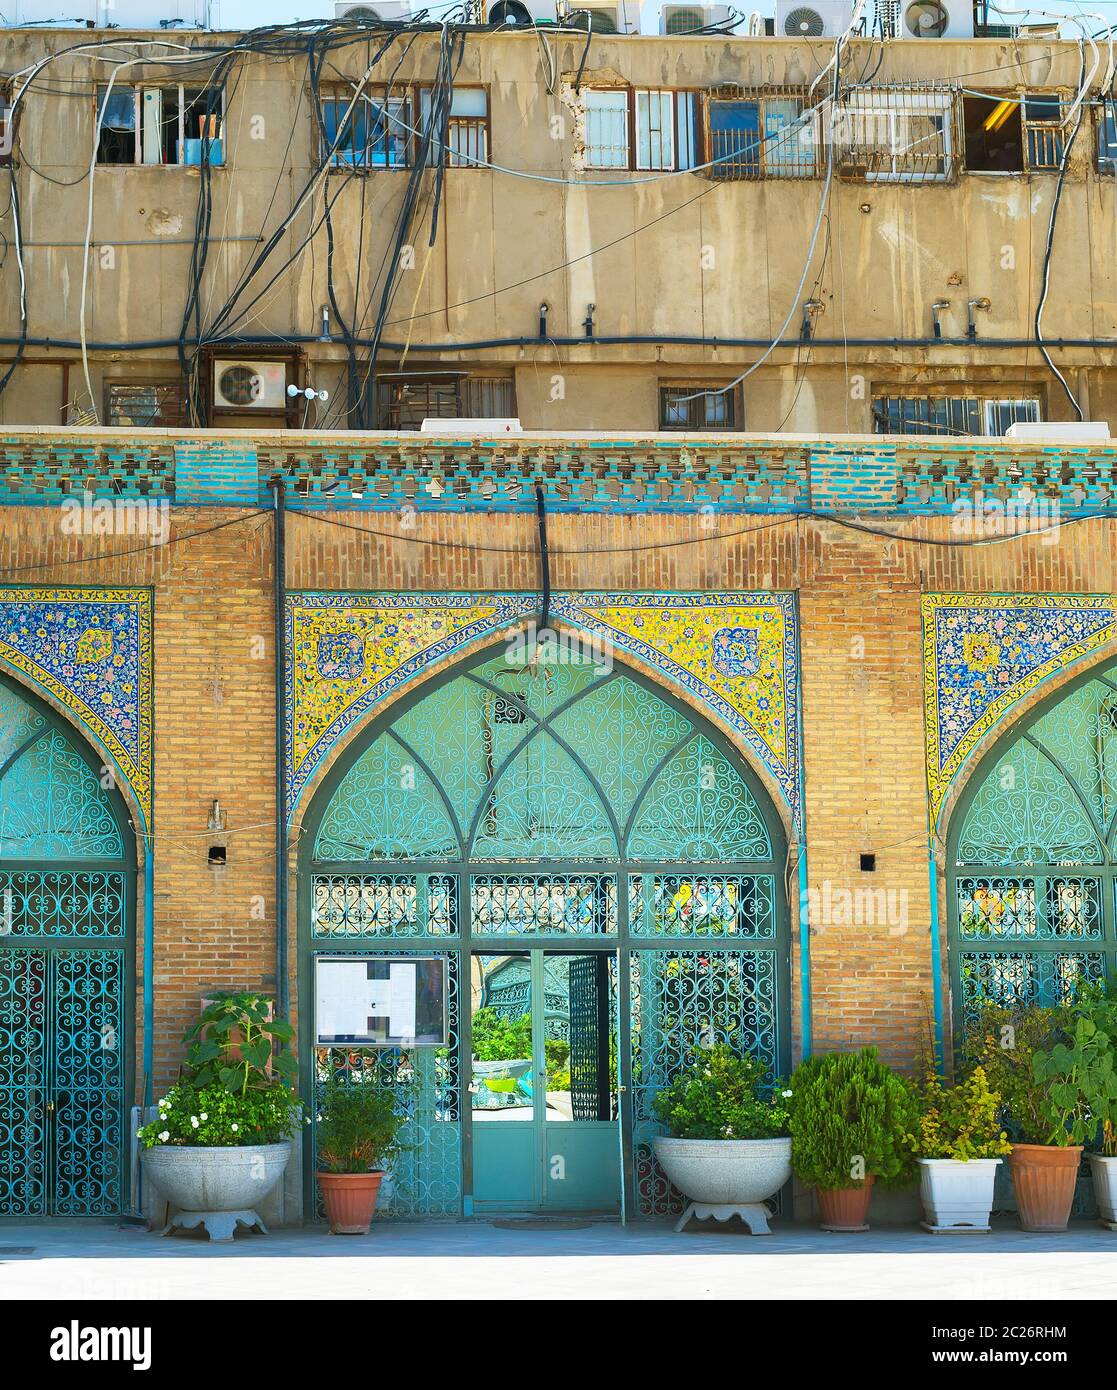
[922, 593, 1117, 833]
[0, 587, 153, 824]
[286, 591, 802, 830]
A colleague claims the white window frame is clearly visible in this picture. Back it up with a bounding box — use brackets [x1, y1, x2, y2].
[584, 88, 630, 170]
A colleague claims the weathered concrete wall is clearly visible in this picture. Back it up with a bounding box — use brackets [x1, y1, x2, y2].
[2, 32, 1116, 429]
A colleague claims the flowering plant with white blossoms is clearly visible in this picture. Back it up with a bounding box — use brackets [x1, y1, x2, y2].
[651, 1044, 791, 1140]
[137, 1082, 299, 1148]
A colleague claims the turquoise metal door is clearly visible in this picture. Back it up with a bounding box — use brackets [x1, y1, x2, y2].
[470, 948, 621, 1214]
[0, 679, 133, 1218]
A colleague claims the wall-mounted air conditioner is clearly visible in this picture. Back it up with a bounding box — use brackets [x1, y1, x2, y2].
[212, 360, 288, 411]
[659, 4, 734, 33]
[335, 1, 412, 21]
[12, 0, 213, 25]
[560, 0, 639, 33]
[897, 0, 974, 37]
[487, 0, 559, 24]
[774, 0, 856, 36]
[874, 0, 901, 35]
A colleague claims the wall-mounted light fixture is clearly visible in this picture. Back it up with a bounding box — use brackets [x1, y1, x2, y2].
[583, 303, 596, 339]
[538, 302, 550, 340]
[319, 304, 331, 342]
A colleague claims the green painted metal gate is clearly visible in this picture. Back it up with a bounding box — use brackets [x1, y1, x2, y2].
[948, 659, 1117, 1215]
[0, 680, 134, 1217]
[300, 645, 789, 1219]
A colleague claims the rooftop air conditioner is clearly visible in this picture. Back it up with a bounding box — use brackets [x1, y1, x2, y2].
[774, 0, 855, 36]
[660, 4, 734, 33]
[335, 1, 412, 21]
[897, 0, 974, 37]
[560, 1, 638, 33]
[487, 0, 559, 24]
[213, 360, 287, 411]
[874, 0, 901, 35]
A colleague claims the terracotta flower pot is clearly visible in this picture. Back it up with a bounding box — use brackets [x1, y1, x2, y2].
[817, 1175, 875, 1231]
[1009, 1144, 1082, 1233]
[318, 1170, 385, 1235]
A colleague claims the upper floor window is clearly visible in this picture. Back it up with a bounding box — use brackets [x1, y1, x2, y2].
[96, 85, 224, 167]
[962, 92, 1071, 174]
[706, 91, 818, 180]
[376, 371, 515, 428]
[872, 394, 1040, 437]
[833, 89, 954, 183]
[322, 85, 488, 170]
[659, 383, 737, 431]
[0, 83, 12, 167]
[105, 380, 187, 427]
[584, 88, 701, 172]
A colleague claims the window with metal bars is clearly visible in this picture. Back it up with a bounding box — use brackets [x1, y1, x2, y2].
[376, 373, 515, 429]
[0, 83, 11, 167]
[584, 89, 702, 172]
[704, 90, 818, 180]
[872, 395, 1040, 437]
[104, 381, 187, 427]
[659, 383, 737, 431]
[962, 91, 1074, 174]
[831, 88, 954, 183]
[1099, 100, 1117, 173]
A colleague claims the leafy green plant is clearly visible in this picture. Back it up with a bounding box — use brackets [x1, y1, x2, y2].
[905, 1065, 1012, 1161]
[182, 991, 297, 1096]
[138, 1081, 299, 1149]
[315, 1075, 407, 1175]
[1075, 980, 1117, 1156]
[652, 1044, 791, 1140]
[1032, 1012, 1117, 1148]
[965, 1002, 1075, 1145]
[788, 1048, 917, 1190]
[471, 1008, 532, 1063]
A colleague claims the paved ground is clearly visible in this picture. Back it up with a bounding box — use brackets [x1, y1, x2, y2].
[1, 1219, 1114, 1299]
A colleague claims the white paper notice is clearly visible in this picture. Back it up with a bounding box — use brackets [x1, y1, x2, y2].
[389, 963, 417, 1039]
[317, 960, 373, 1041]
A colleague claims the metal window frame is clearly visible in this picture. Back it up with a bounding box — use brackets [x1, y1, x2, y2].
[95, 82, 226, 169]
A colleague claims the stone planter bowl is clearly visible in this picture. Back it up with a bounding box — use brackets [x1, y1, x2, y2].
[142, 1141, 291, 1242]
[654, 1136, 791, 1233]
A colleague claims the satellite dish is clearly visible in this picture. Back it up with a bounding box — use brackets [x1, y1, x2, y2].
[488, 0, 534, 23]
[904, 0, 949, 36]
[782, 5, 825, 36]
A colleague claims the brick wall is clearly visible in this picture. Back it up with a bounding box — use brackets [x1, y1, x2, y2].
[2, 502, 1113, 1088]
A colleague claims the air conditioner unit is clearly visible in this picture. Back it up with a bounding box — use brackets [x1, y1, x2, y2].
[660, 4, 734, 33]
[560, 1, 639, 33]
[774, 0, 855, 36]
[335, 1, 412, 21]
[897, 0, 974, 37]
[487, 0, 559, 24]
[212, 360, 287, 411]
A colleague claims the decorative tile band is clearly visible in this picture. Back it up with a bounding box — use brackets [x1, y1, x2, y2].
[0, 586, 153, 826]
[921, 592, 1117, 834]
[286, 590, 802, 831]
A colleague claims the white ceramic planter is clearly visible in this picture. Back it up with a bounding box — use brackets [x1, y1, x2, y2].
[142, 1141, 291, 1241]
[1087, 1153, 1117, 1230]
[654, 1136, 792, 1234]
[917, 1157, 1002, 1233]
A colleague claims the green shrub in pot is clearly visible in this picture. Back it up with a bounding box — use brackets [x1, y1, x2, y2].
[788, 1047, 917, 1231]
[652, 1044, 790, 1140]
[315, 1076, 408, 1235]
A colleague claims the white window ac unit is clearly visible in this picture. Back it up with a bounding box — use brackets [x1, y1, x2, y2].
[560, 1, 638, 33]
[774, 0, 855, 36]
[335, 1, 412, 20]
[213, 360, 287, 410]
[897, 0, 974, 37]
[660, 4, 734, 33]
[487, 0, 559, 23]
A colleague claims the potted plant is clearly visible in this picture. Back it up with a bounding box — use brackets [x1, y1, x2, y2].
[967, 1000, 1112, 1232]
[906, 1065, 1011, 1232]
[316, 1073, 407, 1235]
[788, 1048, 917, 1232]
[651, 1044, 792, 1234]
[139, 992, 299, 1241]
[1077, 981, 1117, 1230]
